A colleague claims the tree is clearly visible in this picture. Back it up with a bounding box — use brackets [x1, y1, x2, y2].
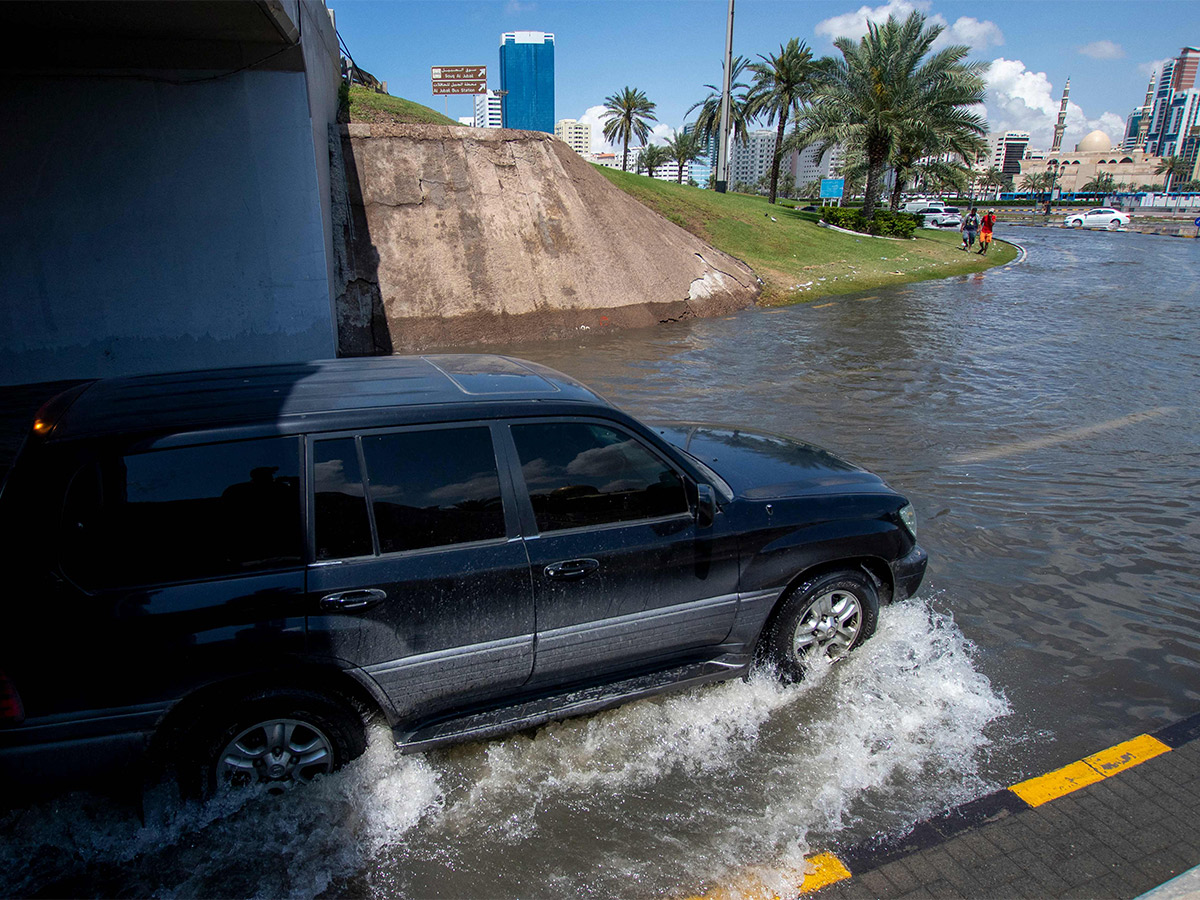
[1080, 172, 1117, 195]
[638, 144, 670, 179]
[1155, 155, 1191, 195]
[981, 166, 1005, 199]
[1020, 171, 1050, 197]
[789, 11, 987, 219]
[664, 129, 705, 184]
[745, 38, 822, 204]
[603, 87, 658, 173]
[686, 56, 753, 153]
[779, 172, 796, 199]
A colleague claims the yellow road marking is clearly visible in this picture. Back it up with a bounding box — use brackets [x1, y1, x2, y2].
[1010, 759, 1105, 807]
[1011, 733, 1173, 806]
[812, 302, 836, 309]
[1085, 734, 1170, 775]
[800, 853, 852, 893]
[952, 407, 1177, 464]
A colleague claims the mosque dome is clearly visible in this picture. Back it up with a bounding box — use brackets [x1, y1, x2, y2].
[1076, 130, 1113, 152]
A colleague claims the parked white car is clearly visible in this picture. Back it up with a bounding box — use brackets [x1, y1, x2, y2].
[1064, 208, 1130, 230]
[913, 206, 963, 228]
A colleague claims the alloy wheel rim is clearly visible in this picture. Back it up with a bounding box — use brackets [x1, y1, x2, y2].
[217, 718, 335, 790]
[792, 589, 863, 662]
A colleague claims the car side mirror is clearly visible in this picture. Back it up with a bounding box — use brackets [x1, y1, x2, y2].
[696, 483, 716, 529]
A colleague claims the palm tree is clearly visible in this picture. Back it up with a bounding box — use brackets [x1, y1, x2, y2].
[1155, 155, 1190, 195]
[664, 129, 705, 184]
[789, 11, 987, 219]
[602, 87, 658, 173]
[686, 56, 753, 154]
[1080, 172, 1117, 195]
[1020, 172, 1050, 197]
[638, 144, 670, 179]
[745, 39, 821, 204]
[981, 166, 1005, 200]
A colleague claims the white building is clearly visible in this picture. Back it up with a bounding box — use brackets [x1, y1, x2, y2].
[554, 118, 591, 155]
[473, 91, 503, 129]
[730, 129, 778, 189]
[794, 143, 843, 188]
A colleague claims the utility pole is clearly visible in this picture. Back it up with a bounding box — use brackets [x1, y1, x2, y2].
[715, 0, 735, 193]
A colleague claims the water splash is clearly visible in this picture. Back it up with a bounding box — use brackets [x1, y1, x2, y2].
[0, 596, 1008, 899]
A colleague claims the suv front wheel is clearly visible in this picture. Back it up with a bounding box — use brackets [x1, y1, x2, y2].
[759, 570, 879, 681]
[183, 688, 368, 797]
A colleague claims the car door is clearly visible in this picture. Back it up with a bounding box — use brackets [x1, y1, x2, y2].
[502, 418, 741, 687]
[304, 423, 534, 721]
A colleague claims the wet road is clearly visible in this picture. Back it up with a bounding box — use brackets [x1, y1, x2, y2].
[3, 227, 1198, 898]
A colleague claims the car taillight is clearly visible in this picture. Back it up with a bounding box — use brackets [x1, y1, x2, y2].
[0, 670, 25, 725]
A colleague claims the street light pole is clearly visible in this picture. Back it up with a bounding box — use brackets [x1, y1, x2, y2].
[714, 0, 735, 193]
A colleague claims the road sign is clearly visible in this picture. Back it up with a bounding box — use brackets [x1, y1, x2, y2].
[432, 66, 487, 95]
[1194, 216, 1200, 228]
[820, 177, 845, 199]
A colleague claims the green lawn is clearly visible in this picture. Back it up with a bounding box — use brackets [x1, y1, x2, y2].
[347, 86, 458, 126]
[596, 167, 1018, 304]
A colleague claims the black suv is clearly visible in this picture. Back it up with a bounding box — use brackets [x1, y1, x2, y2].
[0, 355, 926, 797]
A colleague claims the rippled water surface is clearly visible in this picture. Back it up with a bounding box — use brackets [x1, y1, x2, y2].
[3, 228, 1198, 898]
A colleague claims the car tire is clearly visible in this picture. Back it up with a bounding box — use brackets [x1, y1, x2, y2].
[758, 569, 879, 682]
[1108, 219, 1122, 231]
[181, 688, 367, 798]
[1069, 218, 1083, 228]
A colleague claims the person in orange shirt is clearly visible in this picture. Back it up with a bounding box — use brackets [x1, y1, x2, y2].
[978, 209, 996, 254]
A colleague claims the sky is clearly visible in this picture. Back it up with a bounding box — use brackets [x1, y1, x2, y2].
[331, 0, 1200, 155]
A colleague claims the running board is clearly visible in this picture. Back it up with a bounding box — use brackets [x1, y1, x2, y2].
[394, 658, 747, 753]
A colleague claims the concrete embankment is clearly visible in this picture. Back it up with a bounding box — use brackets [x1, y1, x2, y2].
[329, 124, 760, 354]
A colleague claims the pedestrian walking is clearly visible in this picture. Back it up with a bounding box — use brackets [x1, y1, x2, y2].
[978, 209, 996, 254]
[960, 207, 979, 251]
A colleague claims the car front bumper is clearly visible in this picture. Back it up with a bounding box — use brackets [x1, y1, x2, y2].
[891, 544, 929, 602]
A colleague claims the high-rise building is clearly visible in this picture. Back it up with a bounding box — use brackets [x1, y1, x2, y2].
[989, 131, 1030, 176]
[683, 122, 718, 188]
[474, 91, 503, 129]
[1141, 46, 1200, 159]
[730, 130, 778, 189]
[499, 31, 554, 133]
[554, 118, 591, 154]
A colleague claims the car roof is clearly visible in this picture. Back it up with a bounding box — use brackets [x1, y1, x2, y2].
[44, 355, 609, 442]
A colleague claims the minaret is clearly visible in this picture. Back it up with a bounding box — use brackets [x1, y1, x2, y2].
[1134, 70, 1156, 151]
[1051, 78, 1070, 153]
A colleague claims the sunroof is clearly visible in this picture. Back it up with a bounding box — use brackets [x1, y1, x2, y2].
[422, 355, 561, 395]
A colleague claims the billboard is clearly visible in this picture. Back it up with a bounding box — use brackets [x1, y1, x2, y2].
[432, 66, 487, 95]
[819, 178, 845, 199]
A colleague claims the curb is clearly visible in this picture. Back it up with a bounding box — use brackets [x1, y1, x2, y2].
[690, 710, 1200, 898]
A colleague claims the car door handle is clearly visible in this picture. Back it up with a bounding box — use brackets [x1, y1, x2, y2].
[544, 558, 600, 580]
[319, 588, 387, 611]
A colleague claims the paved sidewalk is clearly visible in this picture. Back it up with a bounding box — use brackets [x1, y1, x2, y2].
[810, 714, 1200, 899]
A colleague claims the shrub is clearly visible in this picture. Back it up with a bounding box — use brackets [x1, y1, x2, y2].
[821, 206, 918, 238]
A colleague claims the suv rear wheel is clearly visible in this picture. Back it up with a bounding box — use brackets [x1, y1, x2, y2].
[183, 688, 367, 797]
[759, 570, 879, 681]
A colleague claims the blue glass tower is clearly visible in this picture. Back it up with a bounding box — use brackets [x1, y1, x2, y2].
[499, 31, 554, 133]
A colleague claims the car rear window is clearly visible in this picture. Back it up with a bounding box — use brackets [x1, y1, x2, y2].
[61, 437, 303, 589]
[510, 422, 687, 532]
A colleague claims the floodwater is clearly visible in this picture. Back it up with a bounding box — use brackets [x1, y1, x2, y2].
[3, 227, 1198, 898]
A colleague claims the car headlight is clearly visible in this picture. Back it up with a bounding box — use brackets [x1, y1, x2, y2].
[899, 503, 917, 539]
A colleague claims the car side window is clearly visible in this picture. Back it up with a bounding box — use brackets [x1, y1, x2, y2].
[61, 437, 302, 589]
[510, 422, 688, 532]
[313, 438, 374, 560]
[361, 427, 505, 553]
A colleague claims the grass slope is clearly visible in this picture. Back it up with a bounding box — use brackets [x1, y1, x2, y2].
[348, 86, 458, 126]
[596, 167, 1018, 304]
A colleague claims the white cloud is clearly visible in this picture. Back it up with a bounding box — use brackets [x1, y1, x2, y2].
[649, 124, 674, 146]
[984, 57, 1127, 150]
[814, 1, 1002, 52]
[578, 105, 615, 155]
[1138, 57, 1170, 79]
[1079, 40, 1124, 60]
[504, 1, 536, 13]
[936, 17, 1004, 51]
